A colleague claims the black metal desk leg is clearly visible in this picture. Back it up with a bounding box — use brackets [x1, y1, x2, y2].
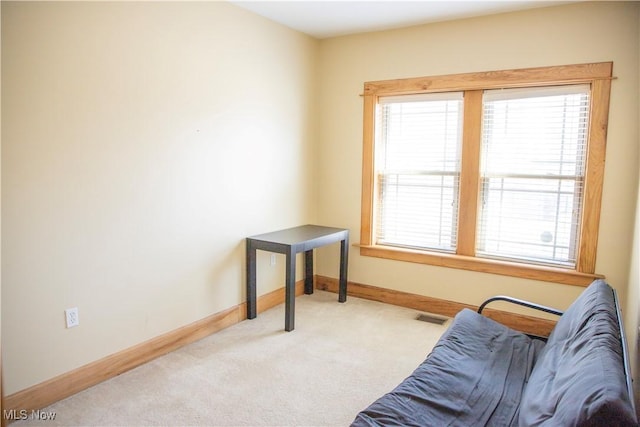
[304, 249, 314, 294]
[285, 248, 296, 331]
[339, 235, 349, 303]
[246, 239, 257, 319]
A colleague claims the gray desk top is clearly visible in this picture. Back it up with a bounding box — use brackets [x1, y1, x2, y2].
[248, 224, 348, 245]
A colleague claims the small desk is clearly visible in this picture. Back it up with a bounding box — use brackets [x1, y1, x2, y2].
[246, 225, 349, 331]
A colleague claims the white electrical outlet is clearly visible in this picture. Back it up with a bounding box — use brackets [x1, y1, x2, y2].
[270, 254, 276, 266]
[65, 307, 79, 328]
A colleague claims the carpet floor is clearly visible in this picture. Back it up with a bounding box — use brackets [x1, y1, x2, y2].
[16, 291, 448, 426]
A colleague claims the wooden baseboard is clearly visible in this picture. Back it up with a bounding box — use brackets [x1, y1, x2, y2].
[3, 281, 305, 422]
[315, 275, 556, 337]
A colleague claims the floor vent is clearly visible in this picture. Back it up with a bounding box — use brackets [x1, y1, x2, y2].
[416, 313, 449, 325]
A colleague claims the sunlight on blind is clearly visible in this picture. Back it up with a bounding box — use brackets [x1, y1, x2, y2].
[477, 85, 590, 267]
[375, 93, 463, 252]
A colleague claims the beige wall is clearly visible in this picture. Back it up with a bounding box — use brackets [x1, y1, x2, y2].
[316, 2, 640, 313]
[1, 2, 319, 394]
[628, 165, 640, 408]
[626, 6, 640, 410]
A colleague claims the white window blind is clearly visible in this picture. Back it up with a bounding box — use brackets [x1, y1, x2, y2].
[477, 84, 590, 267]
[375, 92, 463, 252]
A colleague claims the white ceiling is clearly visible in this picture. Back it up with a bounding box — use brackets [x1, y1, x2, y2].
[230, 1, 575, 39]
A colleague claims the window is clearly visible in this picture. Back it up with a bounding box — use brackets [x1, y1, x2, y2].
[376, 93, 463, 252]
[477, 85, 590, 267]
[360, 63, 612, 286]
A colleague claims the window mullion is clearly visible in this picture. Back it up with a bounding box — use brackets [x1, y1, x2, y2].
[457, 90, 483, 256]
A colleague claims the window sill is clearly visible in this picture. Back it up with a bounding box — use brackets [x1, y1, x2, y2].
[358, 244, 603, 286]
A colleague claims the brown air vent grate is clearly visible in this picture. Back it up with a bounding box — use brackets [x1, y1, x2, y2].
[416, 313, 449, 325]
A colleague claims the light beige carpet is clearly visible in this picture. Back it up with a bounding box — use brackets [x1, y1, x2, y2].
[17, 291, 448, 426]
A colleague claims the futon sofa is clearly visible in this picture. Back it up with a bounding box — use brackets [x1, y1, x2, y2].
[351, 280, 638, 426]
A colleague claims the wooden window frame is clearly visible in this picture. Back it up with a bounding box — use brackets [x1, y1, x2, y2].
[359, 62, 612, 286]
